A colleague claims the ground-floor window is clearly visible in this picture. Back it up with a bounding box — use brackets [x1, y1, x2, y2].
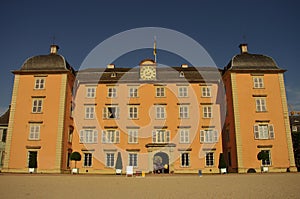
[205, 152, 214, 166]
[181, 153, 190, 167]
[106, 153, 115, 167]
[28, 151, 38, 168]
[261, 150, 272, 166]
[128, 153, 138, 167]
[84, 153, 92, 167]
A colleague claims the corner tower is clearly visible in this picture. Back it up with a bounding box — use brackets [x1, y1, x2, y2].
[3, 45, 75, 173]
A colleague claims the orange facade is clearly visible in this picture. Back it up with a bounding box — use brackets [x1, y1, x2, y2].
[2, 44, 296, 174]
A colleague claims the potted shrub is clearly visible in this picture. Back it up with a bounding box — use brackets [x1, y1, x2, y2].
[218, 153, 227, 174]
[70, 151, 81, 174]
[28, 152, 38, 173]
[257, 151, 269, 172]
[115, 152, 123, 175]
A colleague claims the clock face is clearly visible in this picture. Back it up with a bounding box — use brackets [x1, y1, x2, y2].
[140, 66, 156, 80]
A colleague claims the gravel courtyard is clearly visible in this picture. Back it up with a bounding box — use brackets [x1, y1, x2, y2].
[0, 173, 299, 199]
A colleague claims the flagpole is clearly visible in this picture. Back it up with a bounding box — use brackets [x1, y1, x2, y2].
[153, 36, 157, 63]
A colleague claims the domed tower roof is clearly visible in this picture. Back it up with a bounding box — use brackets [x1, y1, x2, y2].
[224, 44, 284, 72]
[18, 45, 75, 73]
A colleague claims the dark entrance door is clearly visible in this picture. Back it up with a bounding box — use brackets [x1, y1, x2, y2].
[153, 152, 169, 174]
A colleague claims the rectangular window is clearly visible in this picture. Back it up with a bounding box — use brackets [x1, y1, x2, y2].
[102, 130, 120, 143]
[84, 153, 92, 167]
[79, 129, 98, 143]
[107, 87, 117, 98]
[292, 125, 298, 132]
[178, 86, 188, 98]
[205, 152, 214, 166]
[129, 87, 138, 98]
[256, 98, 267, 112]
[128, 106, 138, 119]
[103, 106, 120, 119]
[155, 105, 166, 119]
[200, 130, 218, 143]
[179, 129, 190, 143]
[253, 77, 264, 88]
[128, 129, 138, 144]
[68, 127, 73, 143]
[28, 151, 38, 168]
[179, 105, 189, 119]
[203, 106, 212, 118]
[261, 150, 271, 166]
[181, 153, 190, 167]
[106, 153, 115, 167]
[129, 153, 138, 167]
[86, 87, 96, 98]
[152, 130, 170, 143]
[85, 106, 95, 119]
[2, 129, 7, 142]
[32, 99, 43, 113]
[202, 86, 211, 97]
[254, 124, 275, 140]
[34, 78, 45, 90]
[156, 87, 165, 97]
[29, 124, 40, 140]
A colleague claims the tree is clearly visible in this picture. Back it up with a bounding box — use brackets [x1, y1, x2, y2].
[218, 153, 227, 169]
[115, 152, 123, 171]
[70, 151, 81, 168]
[257, 151, 268, 161]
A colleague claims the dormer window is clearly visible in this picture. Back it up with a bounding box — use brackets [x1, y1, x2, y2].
[111, 72, 116, 78]
[179, 71, 184, 77]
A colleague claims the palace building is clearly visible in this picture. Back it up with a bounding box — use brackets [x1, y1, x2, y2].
[2, 43, 297, 174]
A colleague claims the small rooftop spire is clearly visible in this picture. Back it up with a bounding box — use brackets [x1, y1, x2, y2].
[50, 44, 59, 54]
[239, 43, 248, 54]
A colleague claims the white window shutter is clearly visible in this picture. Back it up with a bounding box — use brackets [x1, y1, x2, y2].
[80, 130, 84, 143]
[102, 107, 107, 119]
[102, 130, 106, 143]
[214, 130, 218, 142]
[200, 130, 204, 143]
[116, 130, 120, 143]
[152, 131, 156, 143]
[116, 107, 120, 119]
[254, 124, 259, 139]
[166, 130, 170, 143]
[269, 124, 275, 139]
[93, 130, 98, 143]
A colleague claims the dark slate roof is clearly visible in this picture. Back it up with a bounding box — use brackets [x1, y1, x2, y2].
[224, 53, 283, 72]
[0, 106, 10, 126]
[76, 66, 222, 84]
[19, 54, 75, 74]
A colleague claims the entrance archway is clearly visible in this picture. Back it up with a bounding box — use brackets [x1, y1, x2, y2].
[153, 152, 169, 174]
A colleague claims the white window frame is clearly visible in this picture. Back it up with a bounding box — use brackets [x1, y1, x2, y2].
[152, 130, 170, 143]
[79, 129, 98, 143]
[178, 86, 188, 98]
[256, 98, 267, 112]
[32, 99, 43, 113]
[83, 153, 92, 167]
[179, 105, 189, 119]
[253, 77, 264, 88]
[34, 78, 45, 90]
[180, 152, 190, 167]
[203, 105, 212, 118]
[128, 87, 138, 98]
[103, 106, 120, 119]
[201, 86, 212, 97]
[107, 87, 117, 98]
[156, 87, 165, 97]
[106, 153, 115, 168]
[254, 124, 275, 140]
[200, 130, 218, 143]
[128, 129, 138, 144]
[86, 87, 96, 98]
[102, 130, 120, 143]
[128, 106, 138, 119]
[205, 152, 214, 167]
[179, 129, 190, 143]
[85, 106, 95, 119]
[128, 153, 138, 167]
[29, 124, 40, 140]
[155, 105, 166, 119]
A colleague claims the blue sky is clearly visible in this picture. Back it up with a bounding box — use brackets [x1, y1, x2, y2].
[0, 0, 299, 114]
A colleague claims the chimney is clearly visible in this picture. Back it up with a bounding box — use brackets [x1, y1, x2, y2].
[181, 64, 188, 68]
[107, 64, 115, 69]
[239, 43, 248, 54]
[50, 44, 59, 54]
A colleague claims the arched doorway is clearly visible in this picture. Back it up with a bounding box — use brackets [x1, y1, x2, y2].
[153, 152, 169, 174]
